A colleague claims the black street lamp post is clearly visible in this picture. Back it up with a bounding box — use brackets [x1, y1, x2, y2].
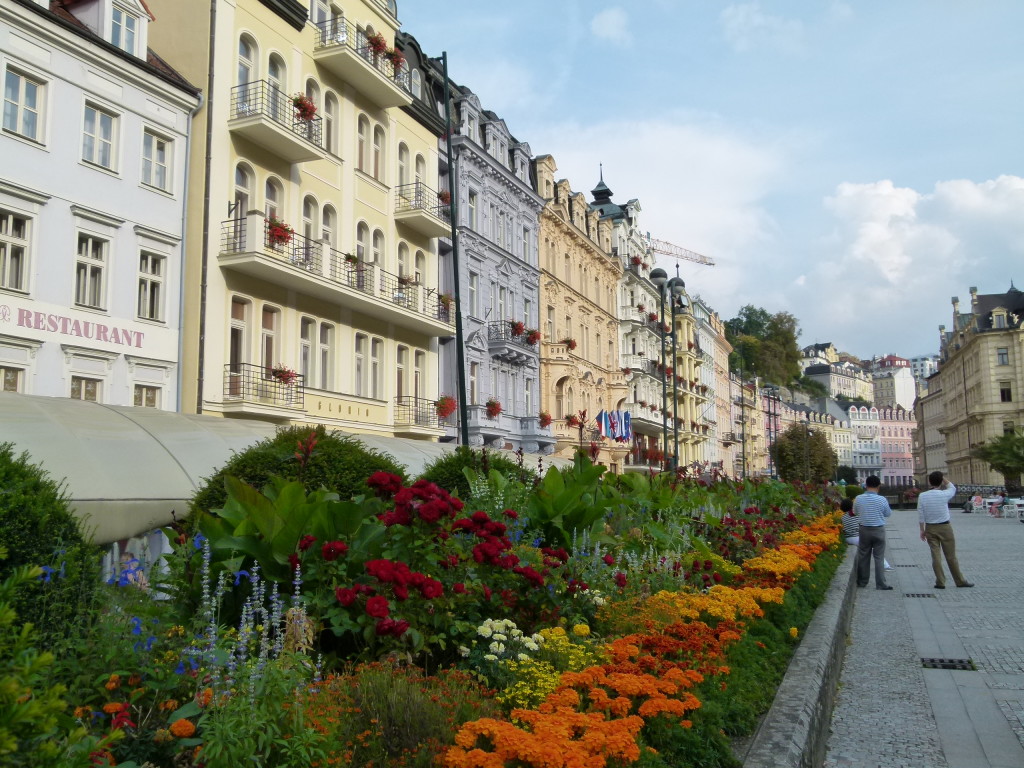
[651, 269, 688, 471]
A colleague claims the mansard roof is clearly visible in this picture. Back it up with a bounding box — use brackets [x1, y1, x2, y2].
[973, 283, 1024, 328]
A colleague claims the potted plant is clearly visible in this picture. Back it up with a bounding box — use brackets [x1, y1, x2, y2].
[525, 329, 541, 346]
[384, 47, 405, 72]
[630, 256, 643, 266]
[538, 411, 552, 429]
[438, 189, 451, 205]
[439, 293, 454, 309]
[398, 275, 414, 286]
[366, 32, 388, 55]
[665, 366, 673, 377]
[622, 367, 632, 375]
[509, 320, 526, 337]
[435, 394, 457, 419]
[647, 312, 658, 323]
[639, 400, 648, 408]
[267, 217, 294, 247]
[566, 414, 581, 428]
[292, 93, 317, 121]
[270, 364, 298, 385]
[560, 338, 577, 351]
[344, 253, 358, 265]
[636, 303, 646, 312]
[485, 398, 502, 419]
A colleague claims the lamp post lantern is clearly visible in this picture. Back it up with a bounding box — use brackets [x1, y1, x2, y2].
[666, 276, 686, 470]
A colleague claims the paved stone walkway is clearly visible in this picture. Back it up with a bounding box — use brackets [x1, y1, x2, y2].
[823, 505, 1024, 768]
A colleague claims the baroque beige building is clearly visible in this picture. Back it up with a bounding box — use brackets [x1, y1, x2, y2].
[936, 285, 1024, 486]
[532, 156, 628, 469]
[147, 0, 450, 436]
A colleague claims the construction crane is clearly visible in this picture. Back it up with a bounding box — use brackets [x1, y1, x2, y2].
[645, 233, 715, 267]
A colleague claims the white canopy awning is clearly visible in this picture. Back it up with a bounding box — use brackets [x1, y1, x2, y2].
[0, 392, 565, 543]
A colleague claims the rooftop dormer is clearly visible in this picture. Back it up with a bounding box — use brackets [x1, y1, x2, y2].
[59, 0, 152, 58]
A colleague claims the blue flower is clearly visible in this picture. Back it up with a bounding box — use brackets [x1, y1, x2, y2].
[233, 570, 251, 586]
[174, 661, 185, 675]
[192, 533, 207, 550]
[130, 617, 143, 636]
[38, 565, 54, 583]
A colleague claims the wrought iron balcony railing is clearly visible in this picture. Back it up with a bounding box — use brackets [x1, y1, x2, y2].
[313, 19, 411, 92]
[223, 362, 304, 408]
[395, 182, 451, 221]
[394, 395, 451, 428]
[230, 81, 323, 147]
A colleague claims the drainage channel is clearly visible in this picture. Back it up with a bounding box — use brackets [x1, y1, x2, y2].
[904, 593, 936, 598]
[921, 657, 976, 670]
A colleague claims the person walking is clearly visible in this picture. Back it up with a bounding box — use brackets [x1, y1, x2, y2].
[854, 476, 893, 589]
[918, 471, 973, 589]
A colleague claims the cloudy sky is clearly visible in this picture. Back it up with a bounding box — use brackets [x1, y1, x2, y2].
[398, 1, 1023, 360]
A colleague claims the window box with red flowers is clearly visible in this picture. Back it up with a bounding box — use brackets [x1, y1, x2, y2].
[622, 367, 632, 375]
[485, 398, 502, 418]
[647, 312, 658, 323]
[525, 329, 541, 346]
[664, 366, 673, 377]
[639, 400, 648, 408]
[438, 189, 451, 205]
[384, 48, 405, 72]
[560, 338, 577, 351]
[636, 302, 646, 312]
[435, 395, 456, 419]
[509, 320, 526, 337]
[538, 411, 552, 428]
[267, 217, 294, 247]
[292, 93, 317, 121]
[566, 414, 582, 428]
[344, 253, 359, 265]
[271, 364, 298, 385]
[630, 256, 643, 266]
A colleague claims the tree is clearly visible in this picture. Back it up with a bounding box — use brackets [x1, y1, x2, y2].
[769, 423, 838, 484]
[725, 305, 802, 385]
[836, 465, 858, 484]
[972, 430, 1024, 493]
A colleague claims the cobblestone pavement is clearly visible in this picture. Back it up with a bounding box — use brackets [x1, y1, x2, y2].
[823, 506, 1024, 768]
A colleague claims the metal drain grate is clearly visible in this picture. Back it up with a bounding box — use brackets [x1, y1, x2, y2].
[905, 593, 936, 598]
[922, 658, 975, 670]
[895, 564, 918, 567]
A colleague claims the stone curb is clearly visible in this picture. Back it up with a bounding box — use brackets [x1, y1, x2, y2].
[741, 547, 857, 768]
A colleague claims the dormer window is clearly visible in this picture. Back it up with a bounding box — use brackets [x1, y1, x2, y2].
[993, 311, 1007, 329]
[112, 7, 138, 54]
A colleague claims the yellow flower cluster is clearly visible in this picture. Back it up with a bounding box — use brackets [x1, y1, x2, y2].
[537, 628, 606, 672]
[497, 659, 562, 710]
[743, 547, 812, 579]
[644, 584, 782, 625]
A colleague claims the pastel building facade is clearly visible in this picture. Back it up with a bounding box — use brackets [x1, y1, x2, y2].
[147, 0, 452, 436]
[848, 405, 882, 483]
[0, 0, 198, 408]
[533, 156, 628, 469]
[878, 406, 915, 487]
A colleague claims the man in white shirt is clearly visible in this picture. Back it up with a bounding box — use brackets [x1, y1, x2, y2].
[917, 471, 973, 589]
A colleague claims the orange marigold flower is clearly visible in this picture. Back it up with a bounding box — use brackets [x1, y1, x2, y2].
[102, 701, 123, 714]
[196, 687, 213, 707]
[170, 718, 196, 738]
[104, 674, 120, 691]
[73, 706, 90, 719]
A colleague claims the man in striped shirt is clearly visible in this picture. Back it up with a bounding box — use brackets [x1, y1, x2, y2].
[917, 471, 973, 589]
[853, 476, 893, 589]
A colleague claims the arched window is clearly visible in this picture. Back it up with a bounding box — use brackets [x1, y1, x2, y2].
[260, 305, 279, 374]
[411, 68, 422, 98]
[397, 143, 409, 187]
[302, 195, 317, 242]
[415, 154, 426, 185]
[267, 54, 286, 119]
[237, 36, 256, 86]
[414, 250, 425, 284]
[264, 178, 282, 219]
[356, 222, 369, 261]
[396, 345, 408, 398]
[321, 204, 336, 247]
[233, 163, 253, 216]
[372, 229, 383, 263]
[324, 92, 338, 154]
[397, 242, 409, 277]
[305, 78, 320, 106]
[372, 125, 384, 180]
[228, 298, 250, 392]
[357, 115, 369, 172]
[414, 350, 425, 399]
[567, 386, 574, 417]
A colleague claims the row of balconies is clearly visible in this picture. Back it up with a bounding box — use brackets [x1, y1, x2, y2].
[219, 215, 453, 336]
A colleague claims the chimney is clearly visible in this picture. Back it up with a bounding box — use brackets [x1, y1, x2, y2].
[969, 286, 978, 312]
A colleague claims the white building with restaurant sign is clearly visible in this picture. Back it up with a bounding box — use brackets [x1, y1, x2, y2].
[0, 0, 198, 409]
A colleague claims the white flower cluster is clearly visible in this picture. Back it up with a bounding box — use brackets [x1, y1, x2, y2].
[473, 618, 544, 662]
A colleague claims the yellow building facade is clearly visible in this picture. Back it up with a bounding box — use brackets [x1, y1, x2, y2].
[532, 156, 629, 469]
[147, 0, 449, 436]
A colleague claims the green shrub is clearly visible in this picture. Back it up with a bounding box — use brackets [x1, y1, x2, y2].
[0, 443, 99, 650]
[418, 446, 536, 498]
[189, 425, 407, 515]
[844, 485, 865, 499]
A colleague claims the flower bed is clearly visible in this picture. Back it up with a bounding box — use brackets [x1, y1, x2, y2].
[19, 445, 842, 767]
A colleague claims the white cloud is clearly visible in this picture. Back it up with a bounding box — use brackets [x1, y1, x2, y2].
[590, 7, 632, 47]
[720, 3, 804, 53]
[800, 176, 1024, 355]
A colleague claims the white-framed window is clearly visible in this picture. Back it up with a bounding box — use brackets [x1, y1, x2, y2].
[372, 126, 385, 181]
[141, 130, 170, 191]
[370, 337, 382, 398]
[137, 252, 164, 321]
[71, 375, 101, 402]
[265, 178, 282, 219]
[75, 233, 107, 309]
[322, 204, 336, 247]
[411, 69, 422, 99]
[323, 93, 338, 155]
[133, 384, 160, 408]
[357, 115, 369, 172]
[469, 362, 478, 404]
[1, 365, 22, 393]
[413, 350, 424, 399]
[238, 36, 257, 86]
[3, 69, 43, 142]
[396, 344, 407, 398]
[468, 272, 478, 316]
[319, 323, 334, 390]
[0, 209, 29, 293]
[997, 347, 1009, 366]
[83, 104, 117, 170]
[300, 317, 314, 383]
[261, 306, 279, 375]
[372, 229, 383, 264]
[398, 143, 409, 187]
[111, 7, 139, 55]
[467, 191, 477, 229]
[354, 332, 366, 396]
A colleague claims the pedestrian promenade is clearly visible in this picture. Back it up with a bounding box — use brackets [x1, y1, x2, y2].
[823, 505, 1024, 768]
